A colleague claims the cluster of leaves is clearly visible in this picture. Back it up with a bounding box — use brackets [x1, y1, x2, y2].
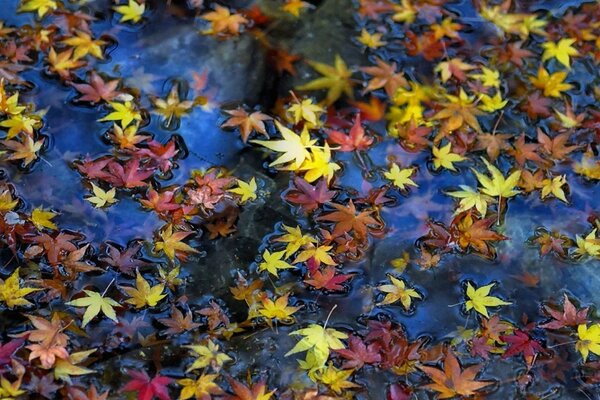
[1, 0, 600, 399]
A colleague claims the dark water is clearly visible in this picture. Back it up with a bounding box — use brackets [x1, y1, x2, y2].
[1, 0, 600, 399]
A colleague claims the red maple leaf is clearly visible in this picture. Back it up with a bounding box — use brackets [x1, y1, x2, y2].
[0, 339, 24, 366]
[326, 114, 374, 151]
[540, 294, 589, 330]
[335, 334, 381, 369]
[121, 370, 172, 400]
[100, 242, 150, 275]
[387, 383, 412, 400]
[107, 158, 154, 188]
[304, 266, 352, 291]
[500, 330, 544, 359]
[71, 71, 121, 103]
[470, 336, 493, 360]
[75, 157, 113, 181]
[136, 140, 179, 172]
[318, 200, 380, 239]
[284, 177, 336, 212]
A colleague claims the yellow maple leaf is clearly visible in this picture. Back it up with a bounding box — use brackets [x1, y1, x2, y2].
[576, 323, 600, 362]
[123, 271, 167, 308]
[357, 29, 387, 49]
[1, 135, 44, 166]
[378, 275, 421, 309]
[114, 0, 145, 24]
[296, 55, 354, 105]
[47, 47, 86, 78]
[86, 183, 117, 208]
[446, 185, 493, 216]
[54, 349, 96, 382]
[0, 190, 18, 213]
[384, 163, 418, 190]
[18, 0, 57, 18]
[529, 66, 572, 98]
[464, 282, 511, 318]
[30, 207, 57, 230]
[228, 177, 257, 203]
[432, 143, 465, 171]
[251, 122, 315, 169]
[541, 38, 579, 69]
[98, 101, 142, 128]
[66, 290, 119, 327]
[287, 97, 324, 126]
[259, 293, 300, 325]
[257, 249, 294, 276]
[0, 268, 39, 308]
[61, 30, 106, 60]
[154, 225, 199, 261]
[285, 323, 347, 369]
[541, 175, 568, 203]
[472, 157, 521, 199]
[185, 339, 232, 372]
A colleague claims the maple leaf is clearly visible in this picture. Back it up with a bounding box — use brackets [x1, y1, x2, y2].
[447, 185, 493, 216]
[464, 282, 511, 318]
[384, 163, 418, 190]
[259, 293, 300, 325]
[251, 121, 314, 169]
[296, 55, 354, 105]
[536, 129, 579, 161]
[136, 139, 179, 172]
[101, 242, 149, 275]
[357, 29, 386, 49]
[419, 350, 493, 399]
[541, 38, 579, 68]
[286, 323, 347, 369]
[1, 135, 44, 166]
[433, 89, 482, 132]
[104, 158, 152, 188]
[521, 92, 552, 119]
[285, 177, 336, 212]
[435, 58, 475, 83]
[257, 249, 294, 276]
[47, 47, 86, 79]
[67, 290, 119, 327]
[304, 266, 352, 291]
[72, 72, 121, 103]
[98, 101, 142, 128]
[67, 385, 109, 400]
[151, 86, 194, 127]
[377, 274, 421, 309]
[228, 177, 257, 203]
[472, 157, 521, 200]
[318, 200, 380, 239]
[154, 225, 199, 261]
[456, 212, 507, 256]
[62, 30, 106, 60]
[0, 339, 24, 366]
[287, 97, 324, 126]
[158, 306, 200, 335]
[86, 183, 117, 208]
[540, 294, 588, 329]
[221, 108, 271, 143]
[529, 66, 572, 98]
[54, 349, 96, 382]
[541, 175, 568, 203]
[123, 271, 167, 309]
[30, 208, 57, 230]
[122, 370, 172, 400]
[0, 268, 39, 308]
[224, 377, 274, 400]
[500, 330, 543, 361]
[474, 133, 512, 162]
[576, 323, 600, 362]
[326, 114, 373, 151]
[110, 123, 149, 149]
[114, 0, 145, 24]
[432, 142, 465, 171]
[314, 363, 360, 394]
[185, 339, 232, 372]
[75, 157, 113, 180]
[22, 314, 69, 369]
[201, 5, 248, 36]
[335, 335, 381, 369]
[18, 0, 57, 18]
[178, 374, 223, 400]
[360, 57, 406, 97]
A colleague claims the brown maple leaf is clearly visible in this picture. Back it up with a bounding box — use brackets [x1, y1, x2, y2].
[508, 133, 549, 167]
[521, 92, 551, 119]
[455, 212, 507, 258]
[419, 350, 493, 398]
[100, 242, 149, 275]
[360, 57, 406, 97]
[318, 200, 381, 240]
[474, 133, 512, 162]
[536, 129, 580, 161]
[221, 108, 271, 143]
[158, 306, 201, 335]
